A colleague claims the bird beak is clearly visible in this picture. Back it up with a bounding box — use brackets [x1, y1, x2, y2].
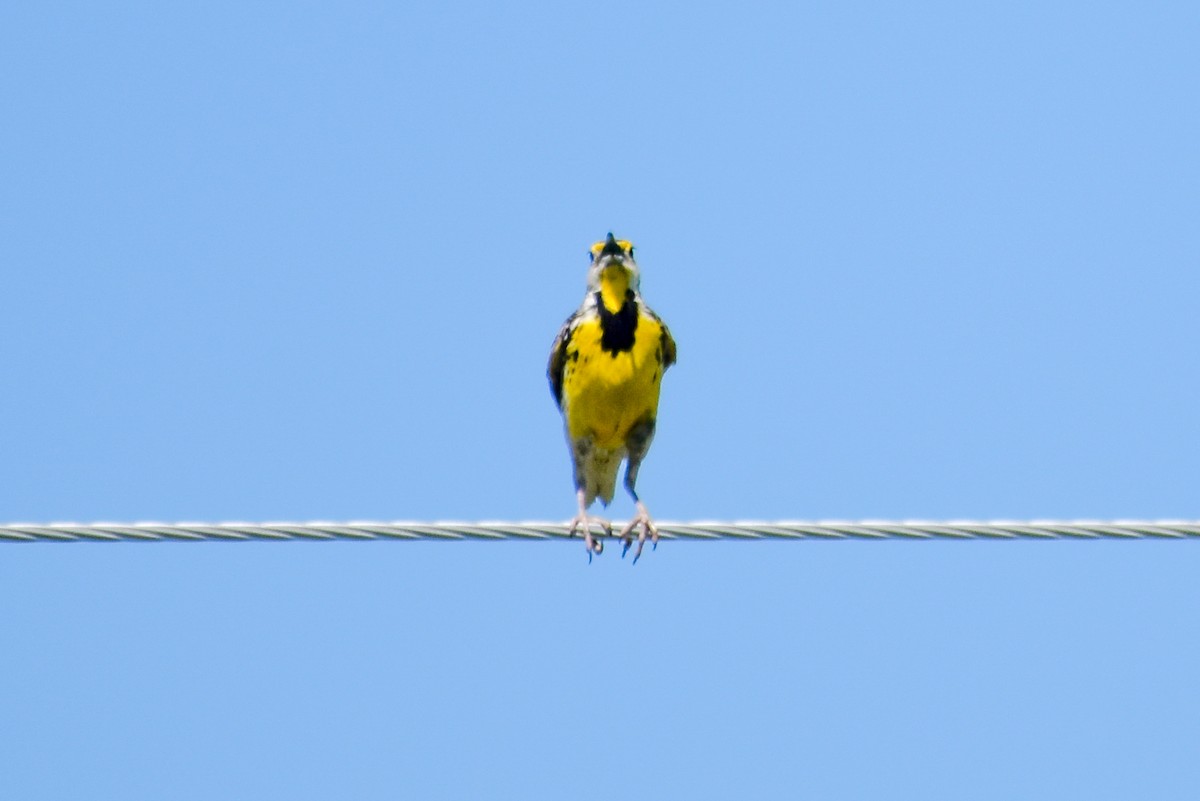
[599, 232, 624, 259]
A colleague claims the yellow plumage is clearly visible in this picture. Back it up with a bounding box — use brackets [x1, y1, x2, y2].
[547, 234, 676, 561]
[560, 311, 667, 451]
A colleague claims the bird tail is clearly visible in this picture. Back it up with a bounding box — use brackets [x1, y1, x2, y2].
[581, 450, 622, 507]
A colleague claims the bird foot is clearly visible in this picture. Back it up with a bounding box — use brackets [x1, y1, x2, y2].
[567, 514, 612, 562]
[620, 503, 659, 564]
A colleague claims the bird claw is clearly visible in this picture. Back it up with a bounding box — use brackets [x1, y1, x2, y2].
[568, 514, 611, 562]
[619, 506, 659, 565]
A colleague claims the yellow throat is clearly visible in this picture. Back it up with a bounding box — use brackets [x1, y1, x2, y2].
[599, 264, 630, 312]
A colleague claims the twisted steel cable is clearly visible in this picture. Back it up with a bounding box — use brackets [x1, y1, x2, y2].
[1, 520, 1199, 543]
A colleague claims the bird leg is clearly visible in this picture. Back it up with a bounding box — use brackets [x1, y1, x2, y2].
[567, 489, 611, 562]
[620, 501, 659, 564]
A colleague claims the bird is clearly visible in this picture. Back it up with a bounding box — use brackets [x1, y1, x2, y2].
[547, 233, 676, 563]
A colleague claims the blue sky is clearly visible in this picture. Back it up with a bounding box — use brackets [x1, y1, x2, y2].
[2, 2, 1198, 798]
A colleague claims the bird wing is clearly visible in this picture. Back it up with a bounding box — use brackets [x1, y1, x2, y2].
[642, 304, 676, 369]
[660, 321, 677, 369]
[547, 312, 577, 409]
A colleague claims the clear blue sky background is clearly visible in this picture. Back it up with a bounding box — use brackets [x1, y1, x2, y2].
[3, 2, 1198, 798]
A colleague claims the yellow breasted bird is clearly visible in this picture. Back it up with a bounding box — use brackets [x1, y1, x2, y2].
[547, 233, 676, 562]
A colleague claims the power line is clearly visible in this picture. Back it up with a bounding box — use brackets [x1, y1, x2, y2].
[1, 520, 1198, 543]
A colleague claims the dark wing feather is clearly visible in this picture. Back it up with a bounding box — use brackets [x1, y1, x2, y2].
[547, 314, 576, 409]
[660, 322, 677, 369]
[641, 303, 677, 370]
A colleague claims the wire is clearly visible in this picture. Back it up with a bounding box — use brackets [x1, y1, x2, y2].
[1, 520, 1198, 543]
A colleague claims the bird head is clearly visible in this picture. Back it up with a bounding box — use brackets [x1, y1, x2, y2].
[586, 233, 640, 307]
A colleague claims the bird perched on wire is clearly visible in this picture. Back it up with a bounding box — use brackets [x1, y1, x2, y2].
[547, 233, 676, 563]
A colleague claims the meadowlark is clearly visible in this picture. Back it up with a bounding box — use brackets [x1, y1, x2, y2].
[547, 233, 676, 562]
